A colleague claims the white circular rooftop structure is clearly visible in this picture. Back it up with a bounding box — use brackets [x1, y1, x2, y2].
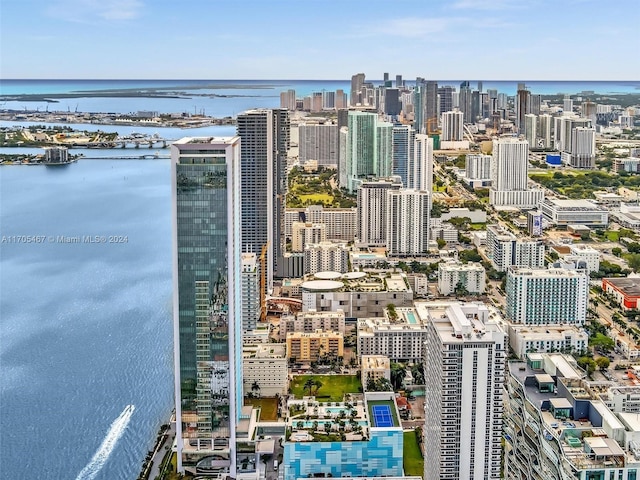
[300, 280, 344, 292]
[342, 271, 367, 280]
[314, 271, 343, 280]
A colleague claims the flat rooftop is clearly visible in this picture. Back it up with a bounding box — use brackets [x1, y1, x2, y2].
[604, 277, 640, 296]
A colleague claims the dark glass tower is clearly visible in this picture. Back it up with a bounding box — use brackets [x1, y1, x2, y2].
[171, 136, 242, 475]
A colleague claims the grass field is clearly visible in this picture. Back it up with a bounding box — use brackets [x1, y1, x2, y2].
[244, 397, 279, 421]
[605, 231, 620, 241]
[403, 430, 424, 476]
[298, 193, 334, 204]
[289, 375, 361, 401]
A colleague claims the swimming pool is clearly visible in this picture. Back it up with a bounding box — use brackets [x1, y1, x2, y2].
[405, 311, 417, 324]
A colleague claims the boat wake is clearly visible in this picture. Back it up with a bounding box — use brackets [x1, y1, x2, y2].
[75, 404, 135, 480]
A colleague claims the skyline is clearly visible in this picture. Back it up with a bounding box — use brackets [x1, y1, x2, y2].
[1, 0, 639, 80]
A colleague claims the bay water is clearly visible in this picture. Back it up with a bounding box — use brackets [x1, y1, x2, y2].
[1, 79, 638, 479]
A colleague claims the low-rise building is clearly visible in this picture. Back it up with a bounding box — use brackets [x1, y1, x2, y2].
[242, 344, 288, 397]
[357, 307, 429, 363]
[486, 224, 545, 272]
[286, 330, 343, 362]
[541, 198, 609, 227]
[279, 309, 346, 341]
[283, 392, 405, 480]
[301, 273, 413, 318]
[285, 206, 357, 242]
[437, 260, 486, 296]
[603, 277, 640, 310]
[508, 325, 588, 358]
[361, 355, 391, 385]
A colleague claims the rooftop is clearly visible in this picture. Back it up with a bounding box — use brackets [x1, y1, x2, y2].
[604, 277, 640, 296]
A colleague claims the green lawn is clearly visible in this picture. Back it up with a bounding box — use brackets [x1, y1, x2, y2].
[298, 193, 334, 204]
[289, 374, 361, 401]
[245, 397, 279, 421]
[605, 231, 620, 241]
[403, 430, 424, 476]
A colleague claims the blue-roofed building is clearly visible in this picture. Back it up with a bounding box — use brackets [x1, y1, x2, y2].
[282, 392, 403, 480]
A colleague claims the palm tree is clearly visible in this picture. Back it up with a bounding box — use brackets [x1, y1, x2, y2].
[303, 378, 315, 397]
[390, 363, 406, 390]
[251, 381, 261, 397]
[313, 379, 323, 395]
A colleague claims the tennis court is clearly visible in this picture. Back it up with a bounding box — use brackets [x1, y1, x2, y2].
[372, 405, 393, 427]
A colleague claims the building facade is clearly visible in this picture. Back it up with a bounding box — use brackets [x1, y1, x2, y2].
[437, 260, 486, 296]
[421, 301, 505, 480]
[171, 137, 243, 474]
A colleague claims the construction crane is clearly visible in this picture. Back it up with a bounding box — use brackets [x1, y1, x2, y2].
[259, 242, 269, 322]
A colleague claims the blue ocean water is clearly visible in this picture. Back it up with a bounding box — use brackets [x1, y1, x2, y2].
[0, 78, 638, 480]
[0, 159, 176, 479]
[1, 79, 638, 117]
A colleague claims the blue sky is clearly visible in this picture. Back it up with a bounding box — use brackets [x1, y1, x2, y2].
[1, 0, 638, 80]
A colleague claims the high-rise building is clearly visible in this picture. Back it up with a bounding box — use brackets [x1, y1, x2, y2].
[506, 266, 589, 325]
[392, 124, 415, 186]
[570, 126, 596, 168]
[171, 136, 242, 474]
[340, 111, 393, 193]
[386, 189, 430, 256]
[442, 109, 464, 141]
[516, 86, 531, 133]
[357, 178, 402, 245]
[291, 222, 326, 252]
[395, 74, 403, 88]
[298, 124, 339, 166]
[241, 253, 260, 335]
[425, 81, 439, 132]
[486, 224, 545, 272]
[465, 154, 492, 180]
[437, 260, 486, 296]
[350, 72, 365, 106]
[414, 78, 427, 134]
[335, 89, 347, 109]
[422, 301, 505, 480]
[490, 137, 544, 208]
[322, 90, 335, 110]
[236, 109, 290, 285]
[524, 113, 537, 147]
[563, 94, 573, 113]
[438, 85, 455, 117]
[280, 89, 296, 110]
[459, 81, 472, 123]
[408, 134, 433, 193]
[537, 114, 552, 149]
[384, 88, 400, 116]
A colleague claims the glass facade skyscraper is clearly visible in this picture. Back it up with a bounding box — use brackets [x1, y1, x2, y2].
[171, 136, 242, 475]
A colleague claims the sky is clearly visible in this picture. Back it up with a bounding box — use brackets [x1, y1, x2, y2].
[1, 0, 638, 80]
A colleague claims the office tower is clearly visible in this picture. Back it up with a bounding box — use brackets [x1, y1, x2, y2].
[340, 111, 393, 193]
[357, 179, 402, 245]
[236, 109, 290, 286]
[489, 137, 544, 208]
[241, 253, 260, 335]
[311, 92, 323, 112]
[414, 78, 427, 134]
[442, 109, 464, 141]
[171, 136, 242, 474]
[425, 81, 438, 132]
[335, 89, 346, 109]
[395, 74, 403, 88]
[471, 90, 480, 122]
[506, 266, 589, 325]
[438, 85, 454, 116]
[386, 189, 430, 256]
[465, 154, 492, 180]
[384, 88, 400, 116]
[563, 94, 573, 113]
[459, 81, 472, 123]
[530, 94, 541, 115]
[422, 302, 506, 480]
[298, 124, 339, 166]
[516, 86, 531, 133]
[383, 72, 389, 83]
[280, 89, 296, 110]
[392, 124, 415, 186]
[537, 114, 552, 149]
[524, 113, 537, 147]
[497, 93, 507, 110]
[479, 92, 490, 119]
[408, 134, 433, 193]
[322, 90, 335, 110]
[487, 89, 498, 113]
[570, 126, 596, 168]
[350, 72, 365, 106]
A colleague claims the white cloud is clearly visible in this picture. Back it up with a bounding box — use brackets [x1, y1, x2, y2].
[46, 0, 143, 23]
